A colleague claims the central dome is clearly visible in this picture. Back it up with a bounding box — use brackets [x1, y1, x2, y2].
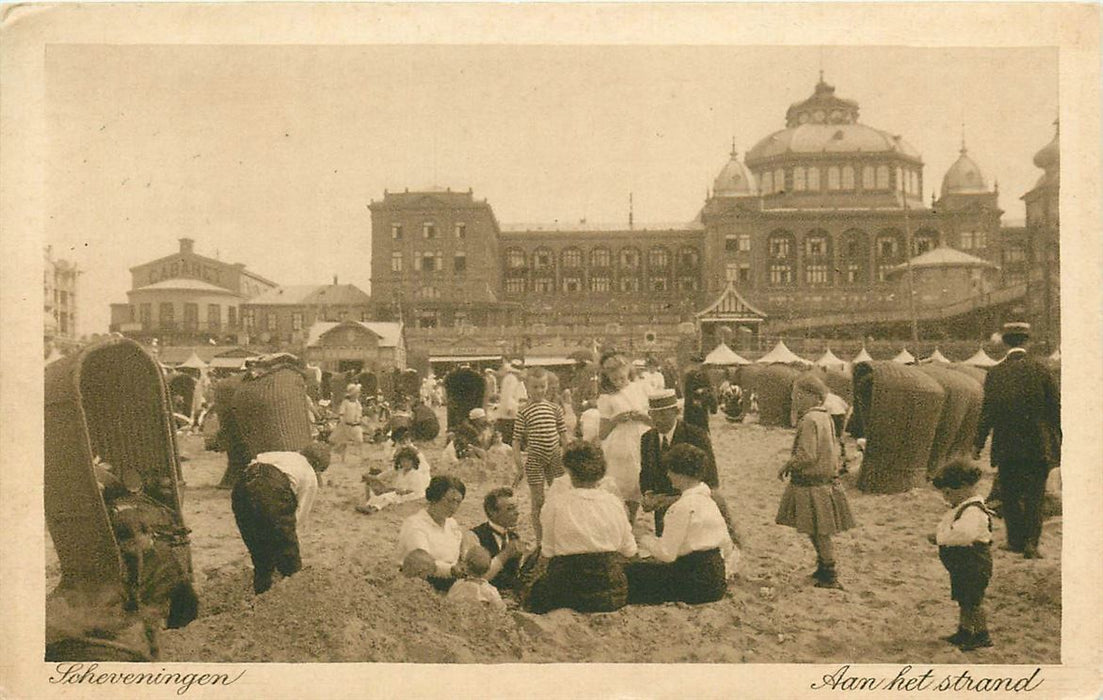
[747, 123, 921, 162]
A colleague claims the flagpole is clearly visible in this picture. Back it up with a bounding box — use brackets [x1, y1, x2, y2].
[903, 194, 919, 344]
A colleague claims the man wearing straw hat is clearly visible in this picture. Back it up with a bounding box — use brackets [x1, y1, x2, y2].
[973, 322, 1061, 560]
[640, 389, 737, 542]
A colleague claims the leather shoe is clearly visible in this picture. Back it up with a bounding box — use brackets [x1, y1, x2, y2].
[1023, 546, 1044, 559]
[957, 631, 993, 651]
[999, 543, 1024, 553]
[941, 628, 968, 645]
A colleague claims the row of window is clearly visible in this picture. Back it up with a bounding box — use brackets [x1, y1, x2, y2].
[725, 260, 900, 286]
[504, 246, 699, 272]
[136, 303, 238, 331]
[749, 231, 940, 261]
[757, 164, 921, 196]
[391, 222, 467, 241]
[500, 275, 699, 295]
[392, 251, 467, 273]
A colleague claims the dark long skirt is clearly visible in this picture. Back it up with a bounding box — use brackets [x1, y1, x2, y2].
[525, 552, 628, 614]
[626, 548, 727, 605]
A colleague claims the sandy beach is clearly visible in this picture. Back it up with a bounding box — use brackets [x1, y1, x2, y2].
[46, 409, 1061, 664]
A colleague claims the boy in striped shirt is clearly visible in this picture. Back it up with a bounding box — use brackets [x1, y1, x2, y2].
[513, 367, 567, 542]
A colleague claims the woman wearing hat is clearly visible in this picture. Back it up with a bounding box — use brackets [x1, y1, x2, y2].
[329, 383, 364, 462]
[597, 351, 653, 524]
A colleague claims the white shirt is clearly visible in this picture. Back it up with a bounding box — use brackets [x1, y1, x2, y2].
[546, 473, 621, 501]
[639, 483, 732, 563]
[540, 487, 638, 558]
[397, 509, 464, 578]
[446, 578, 506, 610]
[253, 451, 319, 533]
[936, 496, 992, 546]
[646, 370, 666, 392]
[579, 408, 601, 442]
[497, 371, 528, 420]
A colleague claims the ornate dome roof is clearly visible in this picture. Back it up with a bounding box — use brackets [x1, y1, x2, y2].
[713, 148, 758, 197]
[747, 123, 921, 162]
[1033, 126, 1059, 171]
[940, 146, 988, 196]
[747, 77, 921, 164]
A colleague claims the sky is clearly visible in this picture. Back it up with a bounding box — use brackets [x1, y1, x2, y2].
[45, 44, 1058, 336]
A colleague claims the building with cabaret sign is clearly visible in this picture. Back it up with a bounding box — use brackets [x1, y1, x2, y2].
[371, 77, 1024, 353]
[110, 237, 278, 345]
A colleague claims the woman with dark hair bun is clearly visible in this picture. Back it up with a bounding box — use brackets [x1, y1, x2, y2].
[397, 475, 467, 591]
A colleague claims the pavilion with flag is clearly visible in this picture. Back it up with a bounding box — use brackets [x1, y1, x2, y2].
[695, 280, 768, 350]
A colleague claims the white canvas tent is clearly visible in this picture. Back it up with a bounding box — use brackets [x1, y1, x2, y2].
[892, 348, 916, 364]
[964, 348, 999, 368]
[178, 351, 208, 369]
[756, 340, 810, 365]
[852, 347, 874, 364]
[925, 348, 951, 364]
[814, 348, 846, 371]
[704, 343, 750, 366]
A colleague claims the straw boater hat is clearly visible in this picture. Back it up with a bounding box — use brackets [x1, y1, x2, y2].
[345, 383, 361, 397]
[648, 388, 681, 413]
[1001, 321, 1031, 341]
[468, 407, 488, 422]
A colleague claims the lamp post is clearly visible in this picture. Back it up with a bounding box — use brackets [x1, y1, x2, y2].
[903, 198, 920, 343]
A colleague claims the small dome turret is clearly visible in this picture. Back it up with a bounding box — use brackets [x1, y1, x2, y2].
[940, 145, 988, 197]
[713, 146, 758, 197]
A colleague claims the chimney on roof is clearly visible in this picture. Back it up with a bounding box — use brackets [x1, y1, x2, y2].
[179, 237, 195, 254]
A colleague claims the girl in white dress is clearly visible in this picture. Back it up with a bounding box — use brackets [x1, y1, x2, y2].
[597, 352, 652, 525]
[329, 384, 364, 462]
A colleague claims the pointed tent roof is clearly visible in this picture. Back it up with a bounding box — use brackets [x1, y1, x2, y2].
[45, 347, 64, 365]
[756, 341, 810, 365]
[1049, 348, 1060, 362]
[696, 280, 768, 323]
[704, 343, 750, 366]
[815, 348, 846, 370]
[179, 351, 208, 369]
[926, 348, 951, 364]
[964, 348, 998, 368]
[853, 347, 874, 364]
[892, 348, 916, 364]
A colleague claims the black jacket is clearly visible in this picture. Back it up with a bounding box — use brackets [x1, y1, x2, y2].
[470, 522, 521, 591]
[974, 351, 1061, 468]
[639, 420, 719, 496]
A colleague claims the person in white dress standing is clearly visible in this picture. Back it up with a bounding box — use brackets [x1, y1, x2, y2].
[597, 351, 653, 525]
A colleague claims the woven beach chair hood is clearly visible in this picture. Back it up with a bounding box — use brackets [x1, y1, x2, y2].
[756, 364, 803, 427]
[918, 365, 984, 476]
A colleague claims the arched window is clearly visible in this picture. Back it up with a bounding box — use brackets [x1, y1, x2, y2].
[648, 246, 670, 269]
[913, 228, 939, 255]
[842, 165, 855, 190]
[804, 230, 829, 258]
[808, 167, 821, 191]
[827, 166, 841, 191]
[762, 171, 774, 193]
[876, 229, 904, 281]
[876, 165, 890, 190]
[590, 247, 611, 268]
[767, 231, 795, 287]
[774, 168, 786, 193]
[793, 166, 807, 191]
[896, 166, 904, 192]
[505, 248, 526, 269]
[619, 247, 641, 269]
[862, 165, 875, 190]
[562, 247, 582, 268]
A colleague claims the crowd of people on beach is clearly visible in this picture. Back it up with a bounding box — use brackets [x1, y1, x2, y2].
[193, 322, 1059, 653]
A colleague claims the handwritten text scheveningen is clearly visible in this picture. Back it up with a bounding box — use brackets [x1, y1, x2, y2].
[49, 663, 246, 695]
[811, 664, 1044, 693]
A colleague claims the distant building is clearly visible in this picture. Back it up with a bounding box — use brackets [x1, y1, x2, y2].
[884, 247, 1000, 309]
[44, 246, 80, 351]
[370, 77, 1026, 351]
[109, 237, 278, 345]
[302, 320, 406, 373]
[241, 281, 373, 349]
[1021, 122, 1060, 351]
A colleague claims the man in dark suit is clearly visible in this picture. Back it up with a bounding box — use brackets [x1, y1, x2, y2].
[973, 322, 1061, 559]
[640, 390, 735, 539]
[682, 355, 717, 434]
[462, 487, 524, 593]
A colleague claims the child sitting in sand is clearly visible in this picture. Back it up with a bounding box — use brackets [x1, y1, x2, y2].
[929, 458, 994, 651]
[446, 546, 506, 611]
[357, 445, 431, 515]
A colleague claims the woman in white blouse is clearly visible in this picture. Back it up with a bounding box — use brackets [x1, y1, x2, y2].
[523, 441, 638, 613]
[397, 475, 467, 592]
[627, 443, 735, 605]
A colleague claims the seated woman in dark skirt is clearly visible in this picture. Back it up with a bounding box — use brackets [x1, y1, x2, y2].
[524, 442, 638, 614]
[627, 443, 734, 605]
